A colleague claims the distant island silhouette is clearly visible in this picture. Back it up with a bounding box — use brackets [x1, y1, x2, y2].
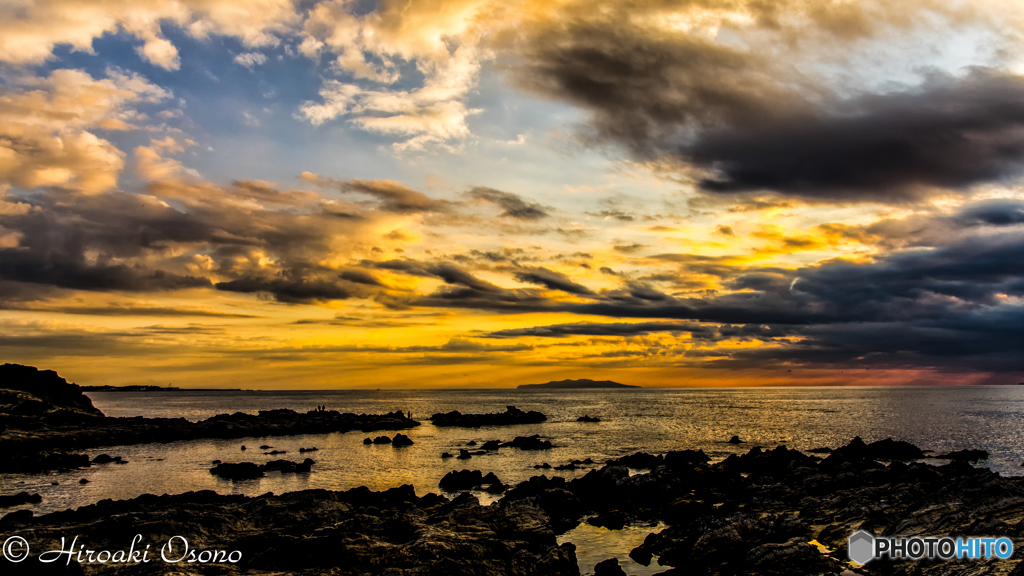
[517, 378, 639, 389]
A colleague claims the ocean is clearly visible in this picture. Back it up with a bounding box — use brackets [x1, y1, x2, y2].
[3, 386, 1022, 574]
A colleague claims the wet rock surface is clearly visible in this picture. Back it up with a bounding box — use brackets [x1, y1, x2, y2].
[0, 486, 578, 576]
[497, 437, 1024, 575]
[429, 405, 547, 427]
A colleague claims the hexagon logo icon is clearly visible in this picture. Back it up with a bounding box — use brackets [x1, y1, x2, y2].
[848, 530, 875, 564]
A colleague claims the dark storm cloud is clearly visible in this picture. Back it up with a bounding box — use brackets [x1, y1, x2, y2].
[0, 250, 211, 291]
[426, 264, 503, 292]
[339, 269, 386, 287]
[341, 179, 448, 213]
[515, 17, 788, 154]
[613, 243, 647, 254]
[512, 267, 595, 295]
[587, 209, 635, 222]
[215, 275, 359, 304]
[0, 184, 379, 303]
[957, 199, 1024, 226]
[468, 187, 550, 220]
[301, 173, 450, 214]
[692, 70, 1024, 201]
[390, 227, 1024, 371]
[514, 1, 1024, 202]
[7, 305, 261, 318]
[484, 321, 712, 338]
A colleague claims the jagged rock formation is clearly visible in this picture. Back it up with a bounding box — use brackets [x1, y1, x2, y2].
[429, 405, 546, 427]
[0, 487, 578, 575]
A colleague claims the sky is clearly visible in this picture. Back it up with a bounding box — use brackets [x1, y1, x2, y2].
[2, 0, 1024, 388]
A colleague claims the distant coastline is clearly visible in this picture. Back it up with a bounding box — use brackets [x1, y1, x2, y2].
[517, 378, 638, 389]
[81, 385, 247, 392]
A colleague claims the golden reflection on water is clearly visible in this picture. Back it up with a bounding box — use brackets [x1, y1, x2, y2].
[3, 387, 1024, 519]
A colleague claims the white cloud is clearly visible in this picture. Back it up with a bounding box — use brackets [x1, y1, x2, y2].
[234, 52, 269, 69]
[0, 68, 171, 193]
[0, 0, 299, 71]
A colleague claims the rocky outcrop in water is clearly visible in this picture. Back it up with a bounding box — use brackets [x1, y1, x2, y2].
[0, 486, 578, 576]
[0, 365, 420, 473]
[438, 470, 507, 494]
[429, 405, 546, 427]
[210, 459, 315, 481]
[0, 492, 41, 508]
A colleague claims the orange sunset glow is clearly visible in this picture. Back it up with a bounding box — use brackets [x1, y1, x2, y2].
[2, 0, 1024, 388]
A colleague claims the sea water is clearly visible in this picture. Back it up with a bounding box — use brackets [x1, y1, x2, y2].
[3, 386, 1023, 574]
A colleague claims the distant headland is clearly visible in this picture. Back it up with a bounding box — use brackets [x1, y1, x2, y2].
[81, 385, 247, 392]
[517, 378, 638, 389]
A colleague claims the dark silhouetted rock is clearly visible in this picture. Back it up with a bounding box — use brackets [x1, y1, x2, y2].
[728, 435, 742, 444]
[485, 481, 507, 494]
[663, 449, 710, 469]
[264, 459, 314, 473]
[466, 440, 478, 446]
[441, 452, 453, 458]
[0, 492, 42, 508]
[259, 445, 271, 449]
[577, 415, 601, 422]
[212, 459, 222, 464]
[589, 510, 627, 530]
[240, 445, 246, 451]
[0, 509, 33, 526]
[1, 366, 420, 472]
[78, 478, 89, 484]
[0, 451, 90, 473]
[937, 448, 989, 461]
[298, 447, 318, 453]
[482, 440, 501, 450]
[866, 438, 925, 460]
[91, 454, 121, 464]
[0, 363, 104, 420]
[1, 487, 579, 576]
[210, 462, 264, 480]
[363, 437, 373, 444]
[440, 469, 485, 491]
[439, 470, 505, 493]
[392, 433, 414, 446]
[503, 435, 553, 450]
[457, 449, 472, 460]
[264, 450, 287, 455]
[609, 452, 663, 469]
[593, 557, 627, 576]
[429, 405, 547, 427]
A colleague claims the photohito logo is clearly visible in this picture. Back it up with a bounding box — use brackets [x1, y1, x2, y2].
[848, 530, 1014, 563]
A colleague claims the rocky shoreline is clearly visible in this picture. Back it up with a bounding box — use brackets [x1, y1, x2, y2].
[4, 364, 1022, 575]
[3, 436, 1024, 575]
[0, 364, 419, 473]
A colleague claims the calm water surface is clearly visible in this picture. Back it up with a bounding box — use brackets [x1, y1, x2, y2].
[2, 386, 1022, 574]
